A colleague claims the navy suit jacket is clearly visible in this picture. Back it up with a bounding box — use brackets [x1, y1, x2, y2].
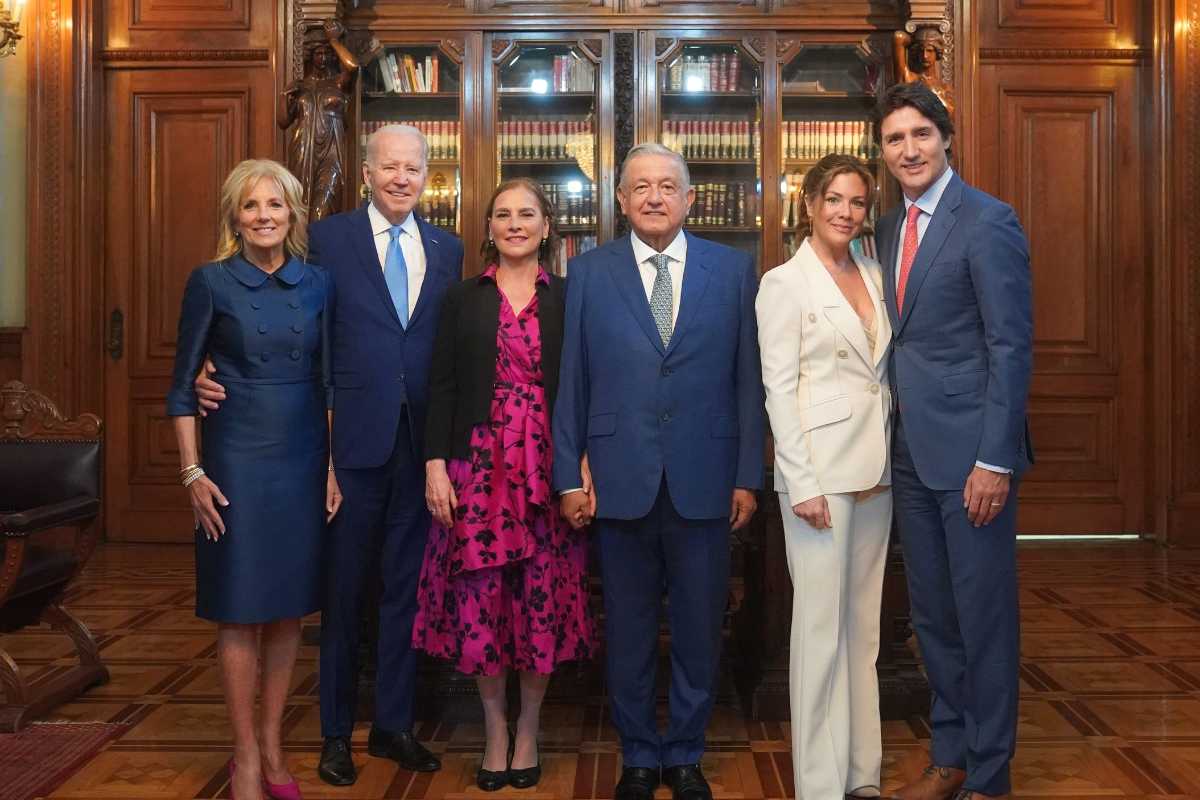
[552, 232, 765, 520]
[309, 206, 464, 469]
[876, 173, 1034, 491]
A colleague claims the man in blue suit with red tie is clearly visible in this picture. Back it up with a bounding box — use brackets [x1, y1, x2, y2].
[196, 125, 464, 786]
[874, 84, 1033, 800]
[553, 143, 765, 800]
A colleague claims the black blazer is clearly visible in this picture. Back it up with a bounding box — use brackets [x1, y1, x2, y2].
[424, 270, 565, 461]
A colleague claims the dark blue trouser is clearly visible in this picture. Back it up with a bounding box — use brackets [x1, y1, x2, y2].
[595, 478, 730, 769]
[892, 414, 1020, 796]
[320, 415, 429, 738]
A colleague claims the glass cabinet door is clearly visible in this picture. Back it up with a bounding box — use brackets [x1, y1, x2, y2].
[778, 42, 885, 263]
[492, 37, 605, 270]
[358, 41, 463, 235]
[654, 38, 764, 270]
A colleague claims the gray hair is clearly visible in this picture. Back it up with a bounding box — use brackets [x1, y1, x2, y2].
[618, 142, 691, 191]
[365, 123, 429, 167]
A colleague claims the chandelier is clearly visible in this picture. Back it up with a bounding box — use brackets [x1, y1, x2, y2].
[0, 0, 25, 59]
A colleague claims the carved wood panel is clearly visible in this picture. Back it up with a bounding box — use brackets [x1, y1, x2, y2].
[473, 0, 613, 11]
[104, 68, 277, 541]
[977, 62, 1143, 534]
[978, 0, 1143, 49]
[106, 0, 273, 51]
[625, 0, 766, 14]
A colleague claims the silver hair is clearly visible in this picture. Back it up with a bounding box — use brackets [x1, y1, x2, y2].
[618, 142, 691, 191]
[365, 123, 429, 167]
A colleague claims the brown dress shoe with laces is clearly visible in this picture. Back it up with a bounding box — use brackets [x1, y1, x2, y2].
[889, 765, 967, 800]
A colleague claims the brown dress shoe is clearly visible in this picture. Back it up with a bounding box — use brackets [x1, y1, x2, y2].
[889, 765, 967, 800]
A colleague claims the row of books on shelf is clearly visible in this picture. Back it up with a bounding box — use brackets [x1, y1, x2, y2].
[662, 119, 761, 161]
[666, 53, 744, 93]
[418, 189, 457, 230]
[784, 120, 880, 161]
[361, 120, 460, 160]
[499, 118, 593, 161]
[373, 52, 440, 94]
[545, 182, 598, 226]
[685, 182, 758, 228]
[556, 234, 598, 269]
[547, 54, 595, 93]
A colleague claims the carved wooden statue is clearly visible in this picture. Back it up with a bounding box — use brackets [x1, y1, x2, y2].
[279, 20, 360, 222]
[893, 26, 954, 116]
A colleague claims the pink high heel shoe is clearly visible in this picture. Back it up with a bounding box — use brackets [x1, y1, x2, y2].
[262, 773, 303, 800]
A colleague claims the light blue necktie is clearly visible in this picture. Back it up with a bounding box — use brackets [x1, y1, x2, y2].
[648, 253, 673, 346]
[384, 224, 409, 328]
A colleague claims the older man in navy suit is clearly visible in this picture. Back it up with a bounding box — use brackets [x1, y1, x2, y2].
[553, 143, 764, 800]
[874, 84, 1033, 800]
[197, 125, 464, 786]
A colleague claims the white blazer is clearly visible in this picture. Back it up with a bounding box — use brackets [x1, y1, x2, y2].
[756, 239, 892, 503]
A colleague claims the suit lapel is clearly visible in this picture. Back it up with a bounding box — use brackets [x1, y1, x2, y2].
[897, 175, 963, 333]
[799, 241, 872, 368]
[666, 233, 713, 355]
[609, 235, 667, 356]
[407, 216, 447, 329]
[349, 206, 405, 330]
[878, 208, 902, 331]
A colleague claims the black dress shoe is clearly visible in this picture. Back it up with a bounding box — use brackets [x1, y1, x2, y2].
[367, 727, 442, 772]
[615, 766, 659, 800]
[317, 736, 357, 786]
[476, 731, 514, 792]
[663, 764, 713, 800]
[508, 742, 541, 790]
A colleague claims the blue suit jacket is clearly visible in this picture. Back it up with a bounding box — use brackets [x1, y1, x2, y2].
[876, 173, 1034, 490]
[552, 232, 765, 520]
[309, 206, 464, 469]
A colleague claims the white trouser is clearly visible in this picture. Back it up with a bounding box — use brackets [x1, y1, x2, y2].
[780, 489, 892, 799]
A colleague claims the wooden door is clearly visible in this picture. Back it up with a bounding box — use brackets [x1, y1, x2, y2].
[975, 62, 1145, 535]
[103, 68, 277, 541]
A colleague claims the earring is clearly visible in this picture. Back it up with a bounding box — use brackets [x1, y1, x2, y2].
[488, 238, 495, 247]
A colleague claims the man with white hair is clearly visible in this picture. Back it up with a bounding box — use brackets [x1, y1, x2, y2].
[553, 143, 764, 800]
[196, 124, 464, 785]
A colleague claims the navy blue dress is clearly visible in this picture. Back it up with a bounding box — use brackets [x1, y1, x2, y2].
[166, 254, 331, 624]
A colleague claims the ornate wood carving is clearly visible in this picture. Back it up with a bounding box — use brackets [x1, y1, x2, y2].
[581, 38, 603, 60]
[0, 381, 102, 441]
[613, 31, 635, 239]
[492, 37, 514, 61]
[896, 0, 954, 112]
[979, 47, 1149, 61]
[100, 48, 270, 61]
[777, 37, 799, 59]
[440, 37, 466, 64]
[742, 36, 766, 62]
[655, 36, 675, 59]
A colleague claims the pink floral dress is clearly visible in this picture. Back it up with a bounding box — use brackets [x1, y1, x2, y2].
[413, 265, 596, 676]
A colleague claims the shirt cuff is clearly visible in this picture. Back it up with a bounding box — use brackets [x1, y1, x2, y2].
[975, 460, 1013, 474]
[560, 488, 586, 496]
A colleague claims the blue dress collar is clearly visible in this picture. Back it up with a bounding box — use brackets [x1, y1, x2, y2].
[225, 253, 305, 288]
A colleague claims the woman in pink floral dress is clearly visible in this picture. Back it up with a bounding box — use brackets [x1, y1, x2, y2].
[417, 178, 596, 791]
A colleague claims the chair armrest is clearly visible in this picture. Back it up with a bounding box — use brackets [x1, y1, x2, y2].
[0, 495, 101, 536]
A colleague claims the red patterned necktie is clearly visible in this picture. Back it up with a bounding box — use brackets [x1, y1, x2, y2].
[896, 203, 922, 311]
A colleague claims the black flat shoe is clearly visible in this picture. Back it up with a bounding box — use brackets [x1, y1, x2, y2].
[367, 727, 442, 772]
[663, 763, 713, 800]
[615, 765, 659, 800]
[317, 736, 356, 786]
[476, 729, 513, 792]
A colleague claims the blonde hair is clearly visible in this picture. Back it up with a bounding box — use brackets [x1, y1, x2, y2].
[215, 159, 309, 261]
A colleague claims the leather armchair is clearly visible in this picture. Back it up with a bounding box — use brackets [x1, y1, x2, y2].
[0, 380, 108, 731]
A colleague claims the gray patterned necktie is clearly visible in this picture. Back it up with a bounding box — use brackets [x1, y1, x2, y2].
[648, 253, 674, 346]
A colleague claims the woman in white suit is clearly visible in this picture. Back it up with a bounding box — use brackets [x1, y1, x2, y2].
[757, 154, 892, 800]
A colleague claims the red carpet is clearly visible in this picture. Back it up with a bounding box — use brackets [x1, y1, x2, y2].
[0, 722, 127, 800]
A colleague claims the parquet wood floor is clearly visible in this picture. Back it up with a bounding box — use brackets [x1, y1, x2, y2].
[6, 542, 1200, 799]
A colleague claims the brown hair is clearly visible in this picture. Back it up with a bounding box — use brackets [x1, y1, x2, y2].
[215, 159, 308, 261]
[872, 81, 955, 154]
[794, 153, 876, 240]
[480, 178, 563, 275]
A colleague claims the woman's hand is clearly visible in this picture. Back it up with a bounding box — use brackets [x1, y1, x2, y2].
[425, 459, 458, 529]
[326, 470, 343, 522]
[792, 495, 832, 530]
[189, 476, 230, 541]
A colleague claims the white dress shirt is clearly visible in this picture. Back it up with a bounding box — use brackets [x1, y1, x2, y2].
[368, 202, 426, 320]
[894, 166, 1010, 475]
[631, 230, 687, 324]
